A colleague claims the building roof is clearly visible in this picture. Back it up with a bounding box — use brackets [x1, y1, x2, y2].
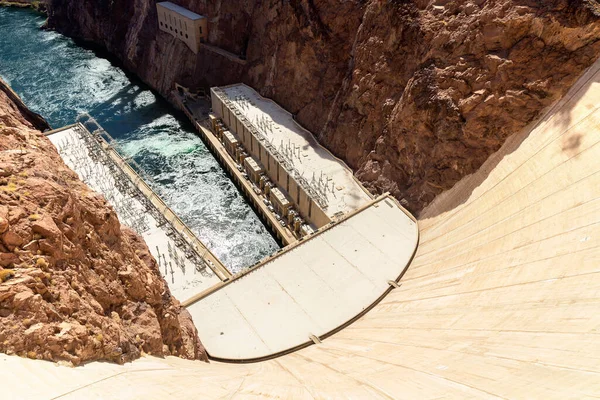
[212, 84, 373, 218]
[270, 187, 291, 207]
[46, 126, 221, 300]
[223, 130, 238, 144]
[244, 157, 262, 173]
[157, 2, 205, 21]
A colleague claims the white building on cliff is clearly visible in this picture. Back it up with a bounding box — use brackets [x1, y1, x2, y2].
[156, 2, 207, 54]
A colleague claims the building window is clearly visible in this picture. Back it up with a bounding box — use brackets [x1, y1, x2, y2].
[286, 175, 290, 191]
[160, 22, 163, 27]
[185, 34, 188, 38]
[199, 26, 203, 35]
[175, 29, 178, 34]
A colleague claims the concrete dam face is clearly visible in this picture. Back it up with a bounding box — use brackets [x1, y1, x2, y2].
[5, 36, 600, 400]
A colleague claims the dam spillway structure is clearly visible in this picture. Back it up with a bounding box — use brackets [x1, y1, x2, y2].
[153, 83, 419, 361]
[40, 85, 419, 362]
[4, 50, 600, 400]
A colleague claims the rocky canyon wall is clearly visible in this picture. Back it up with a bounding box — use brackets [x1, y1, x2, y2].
[0, 79, 207, 365]
[46, 0, 600, 213]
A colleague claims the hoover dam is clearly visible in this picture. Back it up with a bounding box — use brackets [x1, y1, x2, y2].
[1, 2, 600, 399]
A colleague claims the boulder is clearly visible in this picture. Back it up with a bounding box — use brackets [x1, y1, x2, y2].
[31, 215, 61, 240]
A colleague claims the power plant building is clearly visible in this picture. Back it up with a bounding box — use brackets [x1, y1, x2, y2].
[210, 84, 373, 229]
[156, 2, 207, 54]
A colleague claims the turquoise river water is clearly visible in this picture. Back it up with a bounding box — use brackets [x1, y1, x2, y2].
[0, 7, 279, 273]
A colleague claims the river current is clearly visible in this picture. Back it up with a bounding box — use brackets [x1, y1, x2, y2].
[0, 7, 279, 273]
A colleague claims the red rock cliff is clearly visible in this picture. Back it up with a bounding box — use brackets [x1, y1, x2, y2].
[0, 79, 207, 365]
[46, 0, 600, 213]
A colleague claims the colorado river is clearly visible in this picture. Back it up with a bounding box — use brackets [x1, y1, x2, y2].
[0, 7, 279, 273]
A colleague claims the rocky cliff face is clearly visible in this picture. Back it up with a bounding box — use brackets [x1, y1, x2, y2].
[0, 80, 207, 365]
[46, 0, 600, 213]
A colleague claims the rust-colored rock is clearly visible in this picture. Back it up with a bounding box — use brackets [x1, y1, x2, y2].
[0, 217, 8, 234]
[46, 0, 600, 213]
[30, 215, 61, 240]
[2, 230, 24, 249]
[0, 79, 207, 365]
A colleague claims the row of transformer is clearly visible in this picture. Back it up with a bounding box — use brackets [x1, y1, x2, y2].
[209, 115, 315, 238]
[210, 88, 333, 228]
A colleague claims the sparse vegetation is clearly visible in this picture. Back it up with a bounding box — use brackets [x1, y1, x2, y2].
[0, 269, 15, 282]
[0, 181, 18, 192]
[35, 257, 48, 269]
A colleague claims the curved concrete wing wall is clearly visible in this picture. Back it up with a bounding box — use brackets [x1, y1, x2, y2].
[4, 57, 600, 399]
[186, 196, 418, 361]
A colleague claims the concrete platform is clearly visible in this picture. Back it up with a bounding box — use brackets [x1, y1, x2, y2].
[186, 195, 418, 360]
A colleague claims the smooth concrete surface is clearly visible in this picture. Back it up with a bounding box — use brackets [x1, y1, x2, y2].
[186, 196, 418, 360]
[4, 55, 600, 399]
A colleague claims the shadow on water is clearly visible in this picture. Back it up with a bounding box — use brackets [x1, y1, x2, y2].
[91, 83, 168, 136]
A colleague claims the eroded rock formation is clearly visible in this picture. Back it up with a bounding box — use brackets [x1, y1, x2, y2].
[0, 80, 207, 365]
[46, 0, 600, 212]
